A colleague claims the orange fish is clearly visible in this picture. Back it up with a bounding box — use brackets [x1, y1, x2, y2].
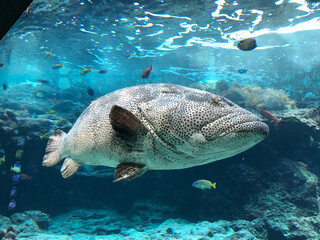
[20, 173, 33, 181]
[260, 110, 280, 125]
[141, 65, 152, 78]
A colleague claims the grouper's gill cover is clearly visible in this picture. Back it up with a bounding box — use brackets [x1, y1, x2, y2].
[42, 83, 269, 181]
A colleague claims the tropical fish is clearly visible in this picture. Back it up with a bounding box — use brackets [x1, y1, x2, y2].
[40, 131, 53, 139]
[15, 150, 23, 159]
[87, 87, 94, 96]
[25, 5, 31, 17]
[8, 199, 16, 210]
[47, 109, 56, 114]
[36, 79, 50, 84]
[141, 65, 152, 78]
[11, 163, 21, 173]
[0, 155, 5, 166]
[35, 91, 44, 98]
[20, 173, 33, 181]
[238, 67, 248, 74]
[42, 84, 269, 181]
[192, 179, 216, 190]
[80, 68, 93, 75]
[52, 64, 64, 69]
[2, 83, 7, 90]
[11, 174, 20, 185]
[10, 187, 17, 198]
[17, 138, 25, 147]
[98, 69, 107, 74]
[45, 50, 52, 58]
[237, 38, 257, 51]
[260, 110, 280, 125]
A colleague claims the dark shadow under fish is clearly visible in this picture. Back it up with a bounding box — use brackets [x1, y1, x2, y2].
[237, 38, 257, 51]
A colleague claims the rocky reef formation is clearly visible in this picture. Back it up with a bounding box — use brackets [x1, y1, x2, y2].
[191, 80, 297, 111]
[0, 81, 320, 239]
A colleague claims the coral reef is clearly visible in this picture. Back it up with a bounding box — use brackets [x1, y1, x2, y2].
[0, 106, 319, 239]
[1, 80, 320, 239]
[0, 226, 17, 240]
[191, 80, 296, 111]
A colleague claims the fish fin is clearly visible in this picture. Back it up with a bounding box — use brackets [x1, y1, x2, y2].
[275, 119, 280, 125]
[61, 157, 82, 178]
[212, 182, 216, 189]
[113, 162, 147, 182]
[42, 130, 66, 167]
[110, 105, 146, 133]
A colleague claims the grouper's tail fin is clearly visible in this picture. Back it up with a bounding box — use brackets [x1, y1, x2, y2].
[42, 129, 66, 167]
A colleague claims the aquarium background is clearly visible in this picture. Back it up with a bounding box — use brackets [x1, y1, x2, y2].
[0, 0, 320, 239]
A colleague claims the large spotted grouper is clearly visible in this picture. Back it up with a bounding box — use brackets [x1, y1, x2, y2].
[43, 83, 269, 181]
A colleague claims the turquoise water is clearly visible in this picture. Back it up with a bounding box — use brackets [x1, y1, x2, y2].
[0, 0, 320, 239]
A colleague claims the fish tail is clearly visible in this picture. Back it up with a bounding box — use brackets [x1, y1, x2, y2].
[42, 129, 66, 167]
[212, 182, 216, 189]
[1, 155, 5, 162]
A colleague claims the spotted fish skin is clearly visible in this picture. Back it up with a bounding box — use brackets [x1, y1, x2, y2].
[43, 84, 269, 179]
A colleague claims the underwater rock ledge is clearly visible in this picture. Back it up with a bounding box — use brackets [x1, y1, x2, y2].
[0, 98, 320, 239]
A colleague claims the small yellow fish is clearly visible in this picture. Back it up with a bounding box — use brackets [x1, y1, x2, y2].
[40, 132, 52, 140]
[0, 155, 5, 165]
[45, 50, 52, 58]
[47, 109, 56, 114]
[52, 64, 64, 69]
[25, 5, 31, 18]
[35, 91, 44, 98]
[80, 68, 93, 75]
[192, 179, 216, 190]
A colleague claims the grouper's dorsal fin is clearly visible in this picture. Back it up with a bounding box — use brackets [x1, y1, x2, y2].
[109, 105, 147, 135]
[113, 162, 147, 182]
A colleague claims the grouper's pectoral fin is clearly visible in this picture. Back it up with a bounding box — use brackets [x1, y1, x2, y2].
[113, 162, 147, 182]
[61, 157, 82, 178]
[110, 105, 147, 136]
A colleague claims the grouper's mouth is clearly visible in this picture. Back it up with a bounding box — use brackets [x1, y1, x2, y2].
[222, 120, 269, 137]
[201, 113, 269, 141]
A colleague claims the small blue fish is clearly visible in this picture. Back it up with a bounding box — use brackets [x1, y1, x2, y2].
[238, 67, 248, 74]
[11, 174, 20, 185]
[192, 179, 216, 190]
[8, 199, 16, 210]
[10, 187, 17, 198]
